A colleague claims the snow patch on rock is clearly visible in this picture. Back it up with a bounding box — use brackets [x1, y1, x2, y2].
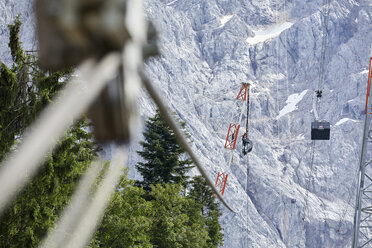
[335, 118, 359, 126]
[246, 22, 294, 45]
[276, 90, 308, 119]
[219, 15, 234, 28]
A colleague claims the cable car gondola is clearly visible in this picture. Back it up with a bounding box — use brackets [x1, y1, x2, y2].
[311, 90, 330, 140]
[311, 121, 330, 140]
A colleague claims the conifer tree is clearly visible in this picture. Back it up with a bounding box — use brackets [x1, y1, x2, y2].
[189, 176, 224, 248]
[91, 171, 153, 248]
[91, 177, 212, 248]
[0, 16, 98, 247]
[149, 183, 210, 248]
[136, 110, 193, 191]
[0, 15, 72, 160]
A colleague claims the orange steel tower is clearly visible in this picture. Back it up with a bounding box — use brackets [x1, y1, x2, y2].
[215, 83, 249, 196]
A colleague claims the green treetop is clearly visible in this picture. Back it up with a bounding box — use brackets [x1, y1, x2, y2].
[0, 15, 72, 161]
[91, 170, 153, 248]
[92, 180, 212, 248]
[134, 110, 224, 247]
[136, 109, 193, 191]
[189, 176, 224, 247]
[149, 183, 210, 248]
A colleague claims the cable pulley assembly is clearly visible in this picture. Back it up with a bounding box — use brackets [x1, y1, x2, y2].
[36, 0, 160, 143]
[311, 0, 331, 141]
[242, 83, 253, 155]
[36, 0, 130, 70]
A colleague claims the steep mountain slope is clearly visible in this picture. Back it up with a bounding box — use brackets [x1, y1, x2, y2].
[1, 0, 372, 247]
[139, 0, 372, 247]
[0, 0, 35, 65]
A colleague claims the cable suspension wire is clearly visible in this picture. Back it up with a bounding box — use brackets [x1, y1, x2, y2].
[315, 0, 331, 118]
[246, 85, 250, 135]
[227, 98, 247, 168]
[303, 140, 316, 221]
[275, 1, 280, 145]
[284, 0, 292, 146]
[245, 149, 250, 247]
[303, 0, 332, 222]
[0, 53, 121, 215]
[336, 170, 359, 232]
[245, 83, 251, 247]
[141, 75, 236, 213]
[329, 139, 360, 232]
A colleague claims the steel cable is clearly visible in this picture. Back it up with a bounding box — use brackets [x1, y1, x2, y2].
[245, 84, 251, 247]
[316, 0, 331, 119]
[303, 140, 316, 221]
[141, 75, 236, 213]
[303, 0, 331, 223]
[336, 150, 360, 232]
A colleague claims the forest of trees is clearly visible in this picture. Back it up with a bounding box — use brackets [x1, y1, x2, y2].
[0, 17, 223, 248]
[0, 16, 98, 247]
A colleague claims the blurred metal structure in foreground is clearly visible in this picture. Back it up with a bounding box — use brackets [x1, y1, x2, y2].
[36, 0, 130, 70]
[0, 0, 235, 247]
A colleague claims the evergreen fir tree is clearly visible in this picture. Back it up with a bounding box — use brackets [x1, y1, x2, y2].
[91, 178, 212, 248]
[136, 109, 193, 191]
[0, 15, 72, 161]
[91, 171, 153, 248]
[149, 183, 210, 248]
[189, 176, 224, 248]
[0, 16, 98, 247]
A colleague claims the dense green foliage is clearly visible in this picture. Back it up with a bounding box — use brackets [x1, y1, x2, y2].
[0, 16, 71, 161]
[93, 180, 217, 248]
[136, 110, 193, 191]
[93, 112, 224, 247]
[189, 176, 224, 247]
[149, 183, 210, 248]
[91, 174, 153, 247]
[0, 17, 97, 247]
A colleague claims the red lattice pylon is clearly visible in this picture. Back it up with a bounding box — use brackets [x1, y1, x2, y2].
[216, 82, 249, 198]
[236, 83, 249, 101]
[224, 123, 240, 150]
[365, 57, 372, 115]
[215, 172, 228, 196]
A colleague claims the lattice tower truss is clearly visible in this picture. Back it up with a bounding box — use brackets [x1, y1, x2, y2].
[353, 55, 372, 248]
[215, 83, 249, 196]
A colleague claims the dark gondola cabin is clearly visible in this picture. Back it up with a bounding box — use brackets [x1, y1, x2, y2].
[311, 121, 330, 140]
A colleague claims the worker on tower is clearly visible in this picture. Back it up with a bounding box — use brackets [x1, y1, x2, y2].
[242, 133, 248, 146]
[242, 133, 253, 155]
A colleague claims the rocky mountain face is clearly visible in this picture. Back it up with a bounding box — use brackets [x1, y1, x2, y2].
[0, 0, 35, 64]
[1, 0, 372, 247]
